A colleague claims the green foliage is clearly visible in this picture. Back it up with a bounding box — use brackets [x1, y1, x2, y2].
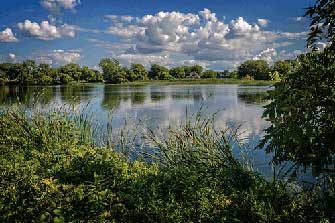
[99, 58, 128, 84]
[305, 0, 335, 47]
[148, 64, 171, 80]
[0, 107, 333, 222]
[238, 60, 270, 80]
[202, 69, 217, 78]
[260, 48, 335, 175]
[271, 60, 297, 79]
[129, 63, 148, 81]
[170, 66, 186, 79]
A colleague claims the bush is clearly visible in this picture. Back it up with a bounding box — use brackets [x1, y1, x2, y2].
[0, 107, 333, 222]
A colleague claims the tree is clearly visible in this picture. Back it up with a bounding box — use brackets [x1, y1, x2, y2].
[238, 60, 270, 80]
[260, 48, 335, 175]
[202, 70, 217, 79]
[19, 60, 36, 84]
[99, 58, 127, 84]
[35, 64, 53, 85]
[148, 64, 171, 80]
[170, 66, 186, 79]
[305, 0, 335, 48]
[129, 63, 148, 81]
[59, 63, 82, 82]
[191, 65, 203, 76]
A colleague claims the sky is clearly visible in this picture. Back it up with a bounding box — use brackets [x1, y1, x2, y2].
[0, 0, 317, 70]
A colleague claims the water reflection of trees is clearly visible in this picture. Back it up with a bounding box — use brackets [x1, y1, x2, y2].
[0, 85, 55, 105]
[150, 91, 167, 101]
[102, 85, 148, 110]
[171, 87, 213, 101]
[60, 85, 95, 103]
[238, 92, 268, 104]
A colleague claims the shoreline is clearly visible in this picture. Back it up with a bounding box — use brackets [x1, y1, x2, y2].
[1, 79, 275, 87]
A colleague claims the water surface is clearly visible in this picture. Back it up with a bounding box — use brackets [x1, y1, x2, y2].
[0, 84, 274, 175]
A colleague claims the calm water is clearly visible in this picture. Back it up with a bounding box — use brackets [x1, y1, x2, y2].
[0, 84, 275, 176]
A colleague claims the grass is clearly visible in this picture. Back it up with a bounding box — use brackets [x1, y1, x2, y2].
[0, 106, 333, 222]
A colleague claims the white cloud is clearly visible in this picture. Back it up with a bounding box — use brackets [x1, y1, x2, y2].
[105, 15, 135, 23]
[40, 0, 80, 13]
[253, 48, 277, 63]
[106, 24, 144, 39]
[294, 17, 304, 22]
[18, 20, 75, 40]
[50, 49, 81, 64]
[103, 9, 308, 69]
[199, 8, 217, 22]
[257, 18, 270, 27]
[117, 53, 170, 68]
[0, 53, 18, 63]
[0, 28, 18, 42]
[8, 53, 16, 60]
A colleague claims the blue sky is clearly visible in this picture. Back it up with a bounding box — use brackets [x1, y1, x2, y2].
[0, 0, 315, 70]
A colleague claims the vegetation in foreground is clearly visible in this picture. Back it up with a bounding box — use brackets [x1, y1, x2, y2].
[0, 107, 333, 222]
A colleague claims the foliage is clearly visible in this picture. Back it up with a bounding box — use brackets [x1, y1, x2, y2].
[129, 63, 148, 81]
[305, 0, 335, 47]
[260, 48, 335, 176]
[170, 66, 186, 79]
[0, 107, 333, 222]
[202, 69, 217, 78]
[238, 60, 270, 80]
[0, 61, 102, 85]
[148, 64, 171, 80]
[271, 60, 297, 79]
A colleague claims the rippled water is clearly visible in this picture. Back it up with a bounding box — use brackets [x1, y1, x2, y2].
[0, 84, 275, 176]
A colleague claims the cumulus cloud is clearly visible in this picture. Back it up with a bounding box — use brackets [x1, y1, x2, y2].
[50, 50, 81, 64]
[40, 0, 80, 13]
[0, 28, 18, 42]
[106, 24, 144, 39]
[117, 53, 170, 68]
[103, 8, 307, 69]
[18, 20, 75, 40]
[257, 19, 270, 27]
[253, 48, 277, 63]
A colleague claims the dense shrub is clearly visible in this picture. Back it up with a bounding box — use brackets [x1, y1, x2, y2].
[0, 108, 333, 222]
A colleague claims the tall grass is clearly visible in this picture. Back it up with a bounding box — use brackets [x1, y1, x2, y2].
[0, 105, 333, 222]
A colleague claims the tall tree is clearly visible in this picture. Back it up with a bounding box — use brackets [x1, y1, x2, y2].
[305, 0, 335, 48]
[238, 60, 270, 80]
[99, 58, 127, 84]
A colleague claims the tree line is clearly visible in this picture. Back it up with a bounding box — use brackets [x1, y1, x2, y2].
[0, 57, 297, 85]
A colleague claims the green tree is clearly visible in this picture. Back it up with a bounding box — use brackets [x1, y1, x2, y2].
[148, 64, 171, 80]
[59, 63, 82, 82]
[260, 48, 335, 175]
[99, 58, 127, 83]
[191, 65, 203, 76]
[202, 70, 217, 78]
[19, 60, 36, 84]
[305, 0, 335, 47]
[36, 64, 53, 85]
[129, 63, 148, 81]
[238, 60, 270, 80]
[170, 66, 186, 79]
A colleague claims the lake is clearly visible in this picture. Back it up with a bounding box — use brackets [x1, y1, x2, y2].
[0, 84, 274, 176]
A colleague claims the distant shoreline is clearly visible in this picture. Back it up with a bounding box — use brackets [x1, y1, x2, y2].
[1, 79, 275, 87]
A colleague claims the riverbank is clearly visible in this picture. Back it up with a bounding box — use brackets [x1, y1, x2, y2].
[116, 79, 275, 86]
[1, 79, 274, 87]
